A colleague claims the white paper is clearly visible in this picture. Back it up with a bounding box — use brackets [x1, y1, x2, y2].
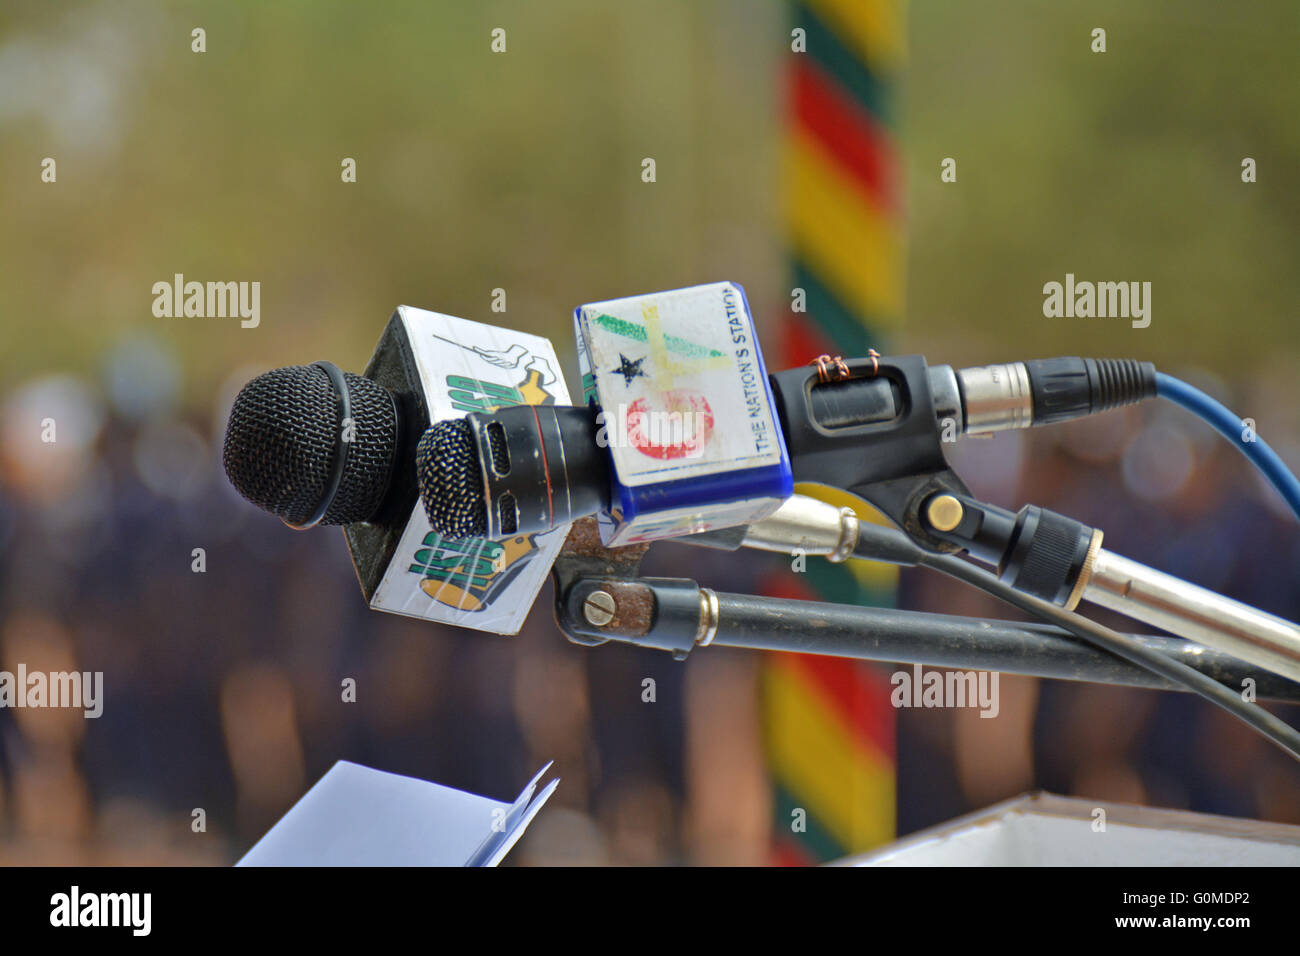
[237, 761, 557, 867]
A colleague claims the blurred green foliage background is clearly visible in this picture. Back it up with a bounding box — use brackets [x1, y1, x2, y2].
[1, 0, 1295, 401]
[905, 0, 1299, 378]
[0, 0, 787, 401]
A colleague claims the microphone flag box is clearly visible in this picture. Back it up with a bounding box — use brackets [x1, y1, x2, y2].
[349, 306, 573, 635]
[573, 281, 793, 546]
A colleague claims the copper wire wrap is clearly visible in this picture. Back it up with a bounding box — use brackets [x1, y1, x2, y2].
[810, 353, 851, 383]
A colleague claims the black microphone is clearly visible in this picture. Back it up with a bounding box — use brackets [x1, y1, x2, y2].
[223, 362, 401, 528]
[416, 405, 609, 540]
[414, 356, 1158, 540]
[221, 305, 577, 636]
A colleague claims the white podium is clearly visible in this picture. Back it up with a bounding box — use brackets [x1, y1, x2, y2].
[838, 793, 1300, 866]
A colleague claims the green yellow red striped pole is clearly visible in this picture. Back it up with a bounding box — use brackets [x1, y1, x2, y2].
[764, 0, 905, 865]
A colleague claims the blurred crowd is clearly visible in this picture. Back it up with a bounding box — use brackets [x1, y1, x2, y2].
[0, 333, 1296, 865]
[0, 334, 780, 864]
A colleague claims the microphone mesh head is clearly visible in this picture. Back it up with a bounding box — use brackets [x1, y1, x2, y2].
[222, 365, 397, 526]
[416, 419, 488, 538]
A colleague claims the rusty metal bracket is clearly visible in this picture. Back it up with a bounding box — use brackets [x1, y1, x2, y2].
[552, 518, 654, 648]
[551, 518, 708, 658]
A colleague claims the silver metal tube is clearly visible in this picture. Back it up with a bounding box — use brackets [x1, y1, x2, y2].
[740, 495, 859, 562]
[957, 361, 1033, 433]
[1083, 549, 1300, 685]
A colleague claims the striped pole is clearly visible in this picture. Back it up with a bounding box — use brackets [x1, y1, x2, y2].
[764, 0, 905, 865]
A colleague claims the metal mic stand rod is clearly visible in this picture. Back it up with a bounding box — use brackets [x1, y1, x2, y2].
[900, 492, 1300, 685]
[554, 579, 1300, 701]
[701, 492, 1300, 686]
[1079, 549, 1300, 686]
[715, 591, 1300, 701]
[550, 517, 1300, 702]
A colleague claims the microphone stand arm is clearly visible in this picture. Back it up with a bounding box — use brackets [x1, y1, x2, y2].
[765, 354, 1300, 684]
[549, 519, 1300, 703]
[548, 348, 1300, 696]
[910, 491, 1300, 686]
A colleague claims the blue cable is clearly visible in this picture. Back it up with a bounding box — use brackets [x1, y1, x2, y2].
[1155, 372, 1300, 522]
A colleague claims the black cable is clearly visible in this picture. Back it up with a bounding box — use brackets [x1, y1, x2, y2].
[849, 521, 1300, 760]
[916, 550, 1300, 764]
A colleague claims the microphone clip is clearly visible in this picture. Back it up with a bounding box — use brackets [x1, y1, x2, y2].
[769, 352, 971, 553]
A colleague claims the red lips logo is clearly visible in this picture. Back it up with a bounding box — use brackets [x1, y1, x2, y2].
[626, 391, 714, 460]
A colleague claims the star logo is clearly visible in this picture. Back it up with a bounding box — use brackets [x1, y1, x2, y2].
[612, 353, 646, 386]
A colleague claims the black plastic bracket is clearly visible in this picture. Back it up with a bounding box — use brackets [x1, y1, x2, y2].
[922, 494, 1097, 607]
[768, 354, 971, 552]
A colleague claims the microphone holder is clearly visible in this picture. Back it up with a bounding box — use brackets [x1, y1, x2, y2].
[766, 352, 1300, 686]
[549, 519, 1300, 703]
[545, 350, 1300, 699]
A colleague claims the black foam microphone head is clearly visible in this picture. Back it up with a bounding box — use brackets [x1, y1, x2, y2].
[223, 364, 398, 527]
[416, 419, 488, 539]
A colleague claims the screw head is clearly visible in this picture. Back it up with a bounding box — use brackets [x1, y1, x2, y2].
[583, 589, 617, 626]
[926, 494, 964, 532]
